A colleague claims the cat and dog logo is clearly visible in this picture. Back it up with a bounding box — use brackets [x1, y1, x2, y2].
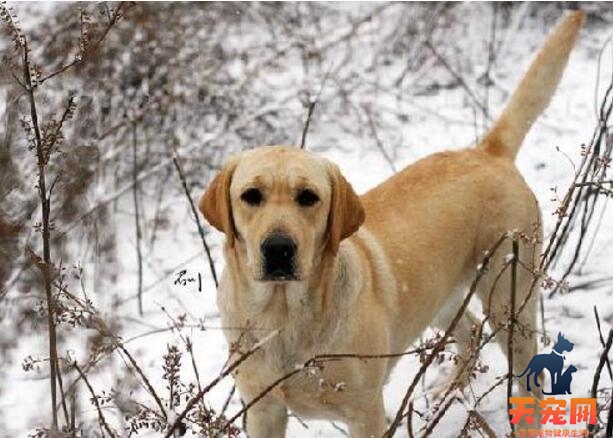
[510, 332, 597, 431]
[517, 332, 576, 395]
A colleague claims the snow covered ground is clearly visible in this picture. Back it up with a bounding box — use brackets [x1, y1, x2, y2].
[2, 3, 613, 437]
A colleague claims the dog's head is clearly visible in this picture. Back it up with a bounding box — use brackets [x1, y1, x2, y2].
[554, 332, 574, 353]
[199, 146, 364, 282]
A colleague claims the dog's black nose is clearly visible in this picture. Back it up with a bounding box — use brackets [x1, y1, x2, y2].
[261, 234, 297, 280]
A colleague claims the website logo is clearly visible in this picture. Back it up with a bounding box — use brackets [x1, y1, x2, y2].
[517, 332, 575, 395]
[509, 332, 597, 435]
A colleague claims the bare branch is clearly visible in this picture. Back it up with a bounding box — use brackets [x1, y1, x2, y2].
[171, 153, 219, 288]
[22, 35, 60, 432]
[73, 361, 117, 437]
[131, 123, 144, 316]
[300, 65, 333, 149]
[383, 233, 509, 437]
[588, 329, 613, 435]
[164, 330, 280, 437]
[507, 232, 519, 434]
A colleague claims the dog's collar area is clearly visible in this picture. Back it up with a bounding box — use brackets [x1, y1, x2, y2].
[552, 349, 565, 359]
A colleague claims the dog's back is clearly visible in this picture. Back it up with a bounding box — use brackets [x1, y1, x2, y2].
[360, 11, 585, 366]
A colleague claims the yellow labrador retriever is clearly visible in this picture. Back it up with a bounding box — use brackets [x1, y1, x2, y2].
[199, 11, 585, 437]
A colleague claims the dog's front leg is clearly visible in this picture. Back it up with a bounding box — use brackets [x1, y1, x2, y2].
[345, 394, 386, 438]
[245, 397, 288, 438]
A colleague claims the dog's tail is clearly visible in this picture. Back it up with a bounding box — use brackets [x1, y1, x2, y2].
[480, 11, 585, 160]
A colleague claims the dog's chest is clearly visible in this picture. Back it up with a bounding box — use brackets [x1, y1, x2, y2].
[230, 318, 355, 419]
[219, 272, 360, 419]
[220, 280, 342, 362]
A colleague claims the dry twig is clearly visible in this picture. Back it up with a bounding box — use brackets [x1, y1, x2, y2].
[507, 233, 519, 434]
[383, 233, 509, 437]
[588, 329, 613, 435]
[171, 153, 219, 288]
[164, 330, 280, 437]
[132, 123, 144, 316]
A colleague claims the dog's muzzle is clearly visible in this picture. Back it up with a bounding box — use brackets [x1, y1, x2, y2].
[260, 233, 298, 281]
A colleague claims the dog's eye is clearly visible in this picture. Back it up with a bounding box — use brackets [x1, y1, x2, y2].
[241, 188, 263, 206]
[296, 189, 319, 207]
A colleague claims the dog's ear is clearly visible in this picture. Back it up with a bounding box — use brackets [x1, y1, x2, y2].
[558, 332, 563, 340]
[326, 162, 365, 255]
[199, 156, 239, 248]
